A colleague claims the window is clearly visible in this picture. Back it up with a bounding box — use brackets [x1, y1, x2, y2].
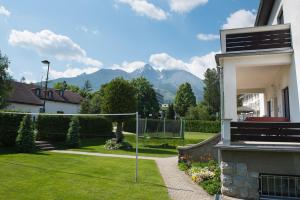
[277, 8, 284, 24]
[259, 174, 300, 198]
[48, 91, 53, 98]
[35, 88, 41, 96]
[59, 90, 64, 96]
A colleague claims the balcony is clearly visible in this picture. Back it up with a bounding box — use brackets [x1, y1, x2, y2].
[220, 24, 292, 53]
[231, 121, 300, 143]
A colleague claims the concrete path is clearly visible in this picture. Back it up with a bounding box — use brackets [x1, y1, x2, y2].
[51, 150, 214, 200]
[51, 150, 158, 160]
[155, 157, 213, 200]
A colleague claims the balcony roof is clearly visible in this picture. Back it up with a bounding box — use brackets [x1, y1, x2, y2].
[255, 0, 275, 26]
[215, 48, 293, 66]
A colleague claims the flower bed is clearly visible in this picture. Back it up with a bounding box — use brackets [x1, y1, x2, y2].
[178, 160, 221, 195]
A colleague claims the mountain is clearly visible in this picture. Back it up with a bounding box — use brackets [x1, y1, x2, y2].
[48, 64, 204, 103]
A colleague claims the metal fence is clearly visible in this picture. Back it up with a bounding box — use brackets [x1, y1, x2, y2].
[259, 174, 300, 199]
[137, 118, 184, 139]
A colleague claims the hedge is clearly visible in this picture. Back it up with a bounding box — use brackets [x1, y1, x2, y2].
[36, 115, 113, 141]
[0, 113, 25, 147]
[123, 119, 136, 133]
[124, 119, 220, 134]
[184, 120, 220, 133]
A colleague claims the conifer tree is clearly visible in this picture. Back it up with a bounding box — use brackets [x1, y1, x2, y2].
[16, 115, 36, 153]
[66, 116, 80, 147]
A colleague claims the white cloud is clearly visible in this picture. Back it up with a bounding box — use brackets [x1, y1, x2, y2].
[222, 9, 256, 29]
[112, 51, 219, 79]
[0, 5, 10, 17]
[169, 0, 208, 14]
[111, 61, 146, 72]
[118, 0, 167, 20]
[149, 52, 218, 79]
[6, 67, 13, 75]
[49, 66, 101, 79]
[197, 33, 219, 41]
[79, 26, 88, 33]
[8, 29, 102, 67]
[149, 53, 188, 71]
[78, 26, 100, 35]
[187, 51, 218, 79]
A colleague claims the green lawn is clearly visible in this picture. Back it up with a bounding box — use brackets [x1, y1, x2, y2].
[67, 132, 217, 157]
[0, 150, 170, 200]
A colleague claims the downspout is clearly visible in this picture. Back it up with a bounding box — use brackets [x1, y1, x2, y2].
[217, 65, 224, 165]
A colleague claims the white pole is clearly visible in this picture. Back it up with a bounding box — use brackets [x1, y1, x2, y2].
[163, 117, 166, 137]
[135, 112, 139, 183]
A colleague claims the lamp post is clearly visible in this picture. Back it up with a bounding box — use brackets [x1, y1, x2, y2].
[41, 60, 50, 113]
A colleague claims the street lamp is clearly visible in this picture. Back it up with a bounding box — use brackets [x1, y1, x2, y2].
[41, 60, 50, 113]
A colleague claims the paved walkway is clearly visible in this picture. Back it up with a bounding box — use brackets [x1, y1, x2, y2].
[155, 157, 213, 200]
[51, 150, 214, 200]
[51, 150, 158, 160]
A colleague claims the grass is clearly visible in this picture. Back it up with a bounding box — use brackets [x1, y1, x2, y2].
[0, 149, 170, 200]
[66, 132, 217, 157]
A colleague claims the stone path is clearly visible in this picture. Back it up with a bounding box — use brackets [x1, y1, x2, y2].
[155, 157, 213, 200]
[51, 150, 214, 200]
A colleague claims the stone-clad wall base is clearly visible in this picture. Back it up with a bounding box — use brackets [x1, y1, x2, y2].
[178, 134, 220, 162]
[221, 161, 259, 200]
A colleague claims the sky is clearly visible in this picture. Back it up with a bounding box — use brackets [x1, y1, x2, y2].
[0, 0, 259, 83]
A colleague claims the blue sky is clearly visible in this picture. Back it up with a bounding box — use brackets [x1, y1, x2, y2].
[0, 0, 259, 82]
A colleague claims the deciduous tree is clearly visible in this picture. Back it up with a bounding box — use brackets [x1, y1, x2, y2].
[131, 77, 159, 118]
[100, 77, 136, 142]
[0, 51, 12, 109]
[175, 83, 196, 117]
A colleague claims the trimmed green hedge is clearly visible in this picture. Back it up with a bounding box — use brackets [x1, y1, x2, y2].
[123, 119, 136, 133]
[36, 115, 113, 141]
[184, 120, 220, 133]
[0, 113, 25, 146]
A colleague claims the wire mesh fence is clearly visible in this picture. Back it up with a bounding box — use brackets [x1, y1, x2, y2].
[136, 118, 184, 139]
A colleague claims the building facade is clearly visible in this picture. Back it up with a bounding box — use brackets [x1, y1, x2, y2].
[241, 93, 265, 117]
[216, 0, 300, 199]
[6, 81, 82, 114]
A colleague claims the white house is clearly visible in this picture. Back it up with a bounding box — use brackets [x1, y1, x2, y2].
[240, 93, 265, 117]
[216, 0, 300, 199]
[6, 81, 83, 114]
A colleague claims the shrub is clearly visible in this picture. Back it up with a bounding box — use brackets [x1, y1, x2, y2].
[16, 115, 36, 152]
[104, 138, 133, 150]
[36, 115, 113, 141]
[184, 120, 220, 133]
[0, 113, 24, 146]
[178, 161, 189, 171]
[180, 160, 221, 195]
[104, 138, 121, 150]
[66, 116, 80, 147]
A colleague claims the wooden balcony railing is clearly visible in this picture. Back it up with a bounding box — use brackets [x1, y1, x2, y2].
[222, 24, 292, 53]
[231, 122, 300, 142]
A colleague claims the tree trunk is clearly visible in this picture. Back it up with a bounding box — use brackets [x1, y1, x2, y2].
[116, 122, 124, 143]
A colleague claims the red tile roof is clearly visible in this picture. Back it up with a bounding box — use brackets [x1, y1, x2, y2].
[7, 81, 83, 105]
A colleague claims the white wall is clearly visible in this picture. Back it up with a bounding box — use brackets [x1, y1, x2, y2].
[45, 101, 80, 114]
[220, 53, 290, 121]
[283, 0, 300, 121]
[267, 0, 283, 25]
[263, 66, 289, 118]
[6, 103, 42, 113]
